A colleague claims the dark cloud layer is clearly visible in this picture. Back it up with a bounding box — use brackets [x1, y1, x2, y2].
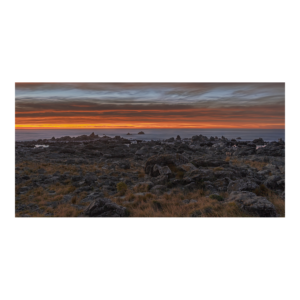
[15, 83, 285, 129]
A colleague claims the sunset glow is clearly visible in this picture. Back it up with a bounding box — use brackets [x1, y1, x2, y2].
[15, 83, 285, 129]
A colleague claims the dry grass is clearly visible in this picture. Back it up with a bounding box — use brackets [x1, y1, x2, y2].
[119, 188, 251, 217]
[16, 161, 81, 176]
[229, 158, 268, 171]
[132, 183, 151, 193]
[54, 204, 82, 217]
[213, 167, 224, 172]
[138, 170, 145, 178]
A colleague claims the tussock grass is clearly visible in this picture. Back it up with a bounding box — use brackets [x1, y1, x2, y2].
[121, 188, 251, 217]
[229, 158, 268, 171]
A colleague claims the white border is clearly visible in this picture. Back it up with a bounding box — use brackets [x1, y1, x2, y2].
[13, 81, 288, 220]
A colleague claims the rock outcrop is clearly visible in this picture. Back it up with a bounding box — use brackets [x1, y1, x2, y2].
[227, 191, 277, 217]
[84, 198, 127, 217]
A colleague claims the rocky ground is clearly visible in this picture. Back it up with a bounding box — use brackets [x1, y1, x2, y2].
[15, 132, 285, 217]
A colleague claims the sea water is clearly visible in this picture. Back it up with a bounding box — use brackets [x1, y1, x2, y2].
[15, 129, 285, 142]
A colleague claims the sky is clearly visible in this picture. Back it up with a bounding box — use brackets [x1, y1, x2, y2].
[15, 83, 285, 129]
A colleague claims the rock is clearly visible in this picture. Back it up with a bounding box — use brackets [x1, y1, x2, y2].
[264, 175, 282, 190]
[138, 131, 145, 134]
[84, 173, 98, 184]
[183, 169, 214, 183]
[183, 182, 197, 190]
[153, 164, 172, 177]
[227, 191, 277, 217]
[120, 160, 130, 169]
[214, 170, 235, 179]
[145, 154, 189, 176]
[59, 148, 76, 154]
[165, 137, 174, 142]
[150, 185, 167, 194]
[227, 179, 259, 193]
[21, 214, 31, 217]
[75, 186, 92, 193]
[252, 138, 264, 145]
[135, 148, 148, 156]
[277, 179, 285, 190]
[72, 176, 83, 182]
[18, 186, 29, 193]
[190, 210, 202, 217]
[234, 147, 256, 156]
[84, 198, 127, 217]
[152, 175, 168, 185]
[178, 163, 197, 172]
[176, 135, 181, 140]
[213, 177, 231, 192]
[191, 158, 229, 168]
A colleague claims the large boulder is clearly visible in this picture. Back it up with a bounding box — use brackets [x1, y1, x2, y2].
[145, 154, 189, 177]
[84, 198, 127, 217]
[227, 179, 259, 193]
[234, 147, 256, 156]
[84, 173, 98, 185]
[153, 164, 172, 177]
[264, 175, 283, 190]
[227, 191, 277, 217]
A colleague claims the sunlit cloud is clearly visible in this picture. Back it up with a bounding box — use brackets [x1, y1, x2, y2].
[15, 83, 285, 129]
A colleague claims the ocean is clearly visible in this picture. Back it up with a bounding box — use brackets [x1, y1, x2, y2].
[15, 129, 285, 142]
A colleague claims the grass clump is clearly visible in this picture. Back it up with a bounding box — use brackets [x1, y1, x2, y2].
[213, 167, 224, 172]
[209, 194, 224, 201]
[254, 184, 269, 197]
[117, 181, 128, 195]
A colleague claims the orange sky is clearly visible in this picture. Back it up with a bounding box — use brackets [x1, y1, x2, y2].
[15, 83, 285, 129]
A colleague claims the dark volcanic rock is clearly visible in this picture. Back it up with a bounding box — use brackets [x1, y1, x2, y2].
[264, 175, 283, 190]
[84, 198, 127, 217]
[59, 148, 76, 154]
[183, 169, 214, 183]
[227, 191, 277, 217]
[191, 158, 229, 168]
[227, 179, 259, 193]
[252, 138, 264, 145]
[152, 175, 168, 185]
[145, 154, 189, 176]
